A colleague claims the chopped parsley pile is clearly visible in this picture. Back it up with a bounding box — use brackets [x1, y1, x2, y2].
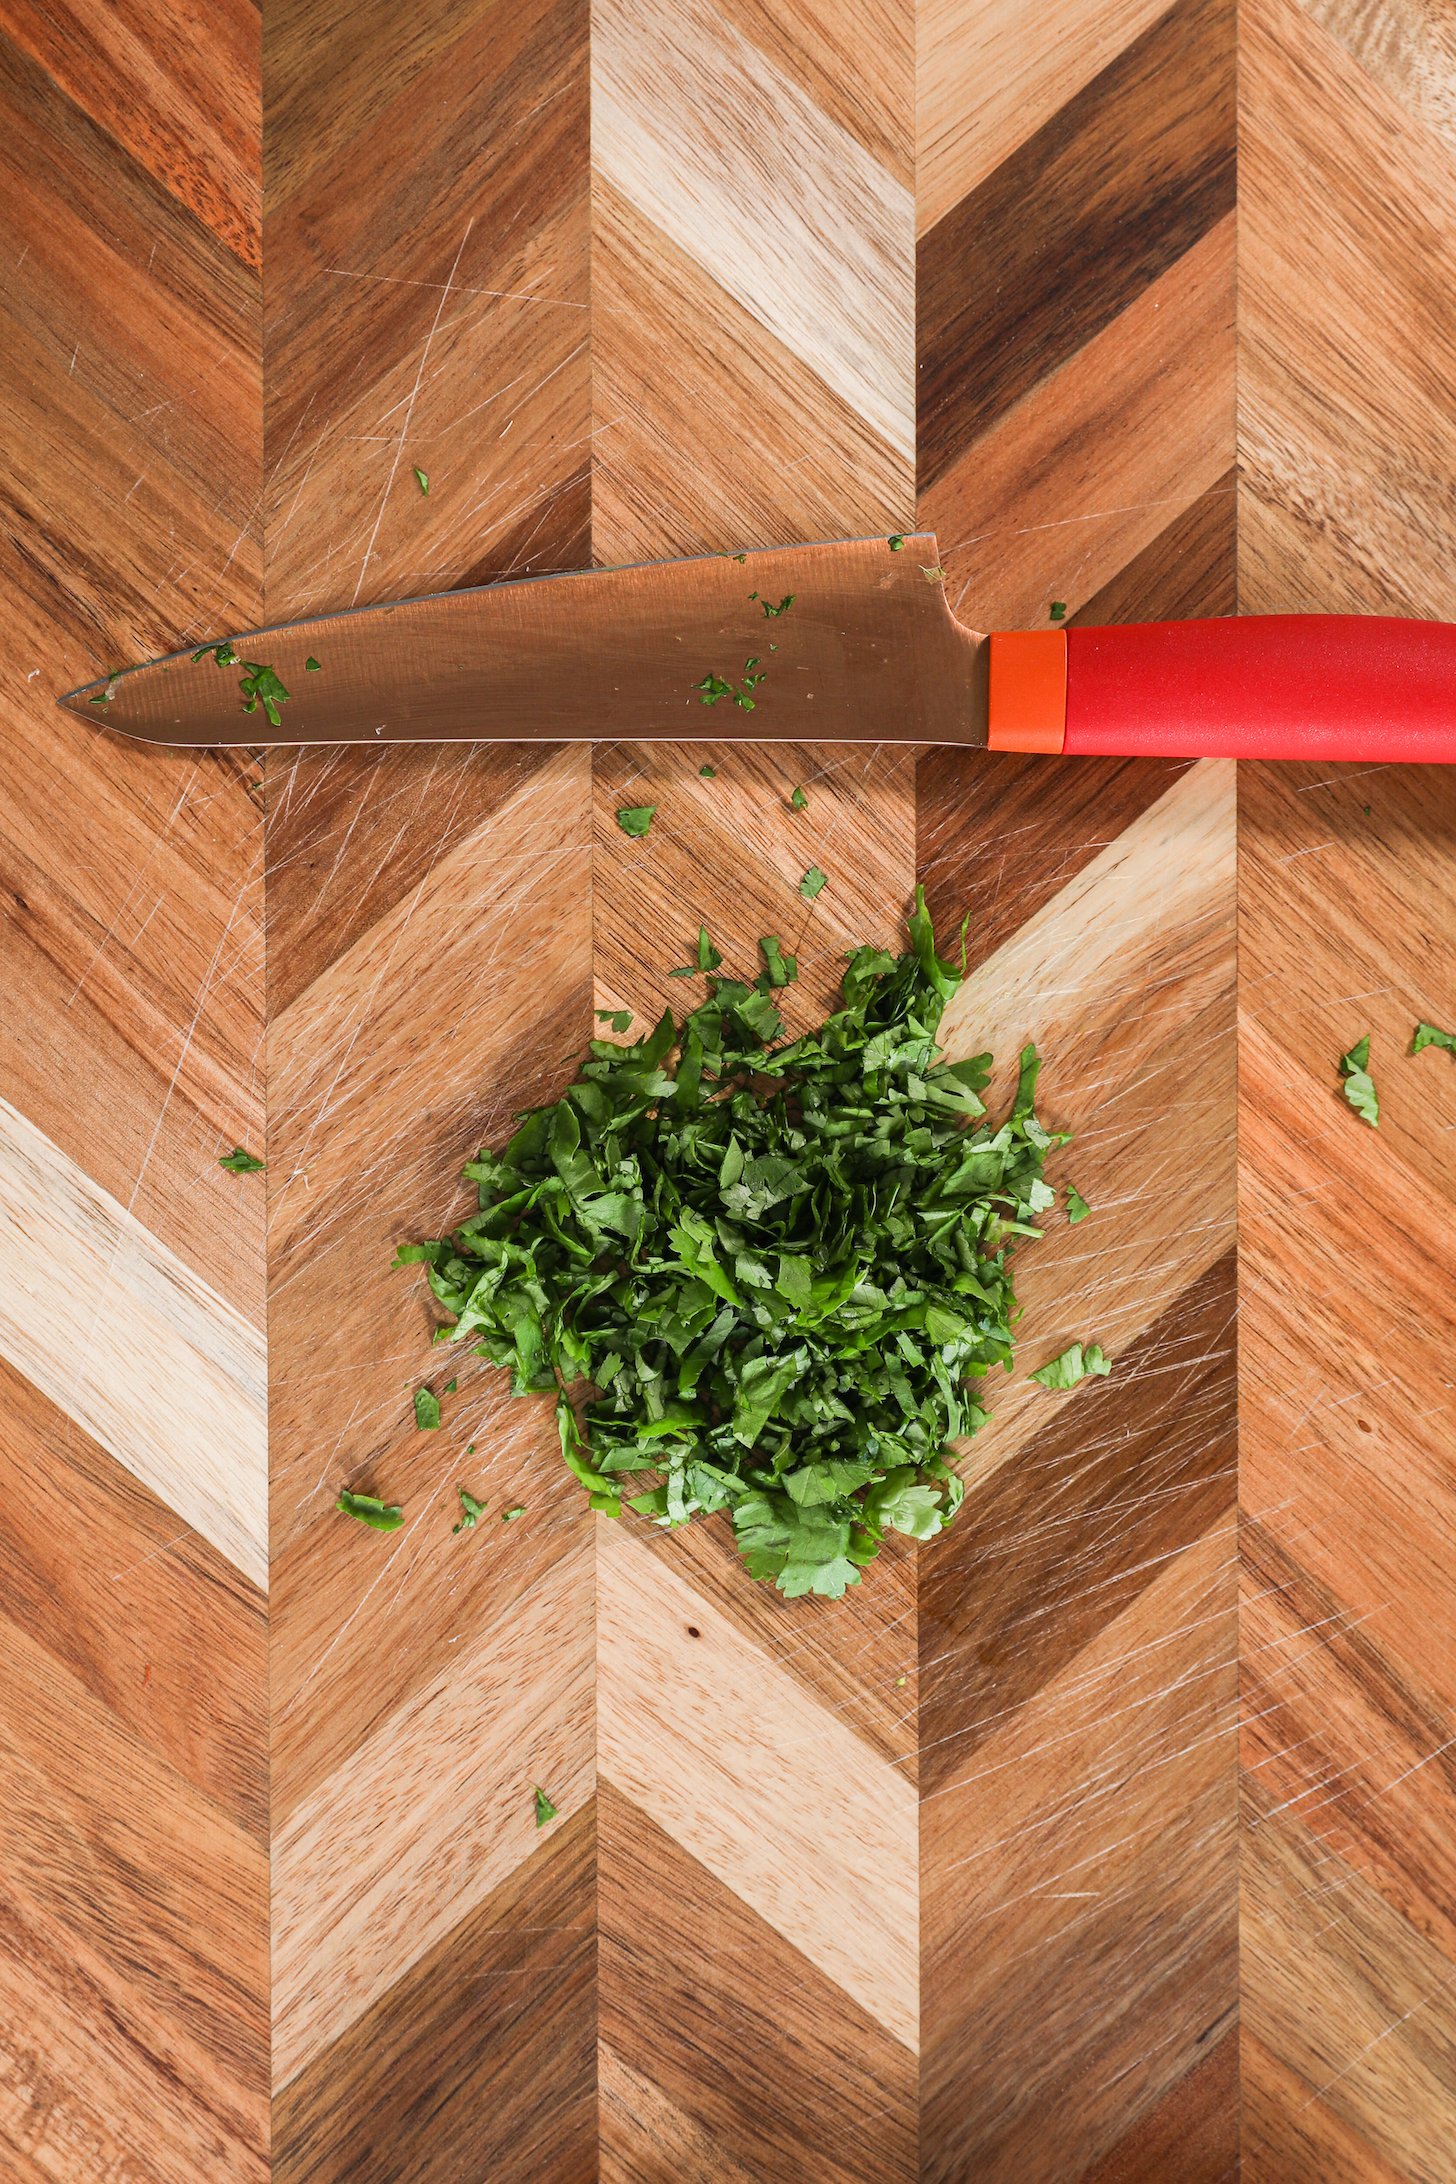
[397, 890, 1076, 1599]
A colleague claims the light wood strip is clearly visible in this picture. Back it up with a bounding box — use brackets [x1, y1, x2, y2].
[0, 1091, 266, 1587]
[917, 0, 1176, 235]
[273, 1533, 594, 2088]
[598, 1519, 919, 2051]
[593, 0, 914, 461]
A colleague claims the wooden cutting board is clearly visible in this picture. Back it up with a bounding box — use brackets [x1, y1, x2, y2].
[0, 1, 1453, 2180]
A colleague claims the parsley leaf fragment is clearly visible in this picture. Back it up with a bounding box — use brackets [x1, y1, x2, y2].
[1339, 1035, 1379, 1126]
[453, 1487, 486, 1533]
[534, 1786, 557, 1827]
[616, 805, 656, 838]
[219, 1146, 265, 1173]
[700, 764, 716, 777]
[888, 535, 905, 551]
[1065, 1183, 1091, 1223]
[337, 1490, 404, 1531]
[502, 1505, 525, 1522]
[414, 1386, 442, 1430]
[413, 466, 429, 494]
[598, 1009, 634, 1034]
[798, 865, 828, 899]
[790, 786, 808, 811]
[1030, 1342, 1111, 1390]
[1049, 601, 1067, 621]
[1412, 1022, 1456, 1056]
[398, 891, 1071, 1600]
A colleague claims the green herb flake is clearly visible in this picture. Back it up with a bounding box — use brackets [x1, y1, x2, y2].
[502, 1505, 526, 1522]
[1065, 1184, 1091, 1224]
[88, 670, 123, 706]
[888, 534, 905, 551]
[760, 593, 795, 618]
[413, 466, 429, 495]
[305, 656, 321, 672]
[790, 786, 808, 811]
[597, 1009, 634, 1034]
[921, 565, 947, 583]
[237, 660, 290, 728]
[1049, 601, 1067, 621]
[534, 1785, 557, 1827]
[414, 1386, 442, 1430]
[615, 805, 656, 838]
[453, 1487, 487, 1533]
[337, 1490, 404, 1531]
[443, 1378, 457, 1394]
[758, 934, 798, 988]
[219, 1146, 265, 1173]
[397, 889, 1071, 1600]
[699, 764, 717, 777]
[1339, 1035, 1379, 1127]
[1030, 1341, 1111, 1391]
[1412, 1022, 1456, 1056]
[798, 865, 828, 899]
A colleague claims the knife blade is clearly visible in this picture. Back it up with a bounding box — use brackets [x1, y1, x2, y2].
[59, 531, 1456, 765]
[59, 534, 985, 751]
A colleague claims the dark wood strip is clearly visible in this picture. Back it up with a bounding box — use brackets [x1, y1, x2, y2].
[275, 1801, 597, 2184]
[917, 0, 1235, 484]
[0, 1355, 264, 1841]
[1081, 2029, 1238, 2183]
[263, 0, 590, 619]
[921, 1250, 1236, 1795]
[599, 1780, 917, 2183]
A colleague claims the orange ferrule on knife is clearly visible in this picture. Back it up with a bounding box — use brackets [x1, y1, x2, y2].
[986, 628, 1067, 755]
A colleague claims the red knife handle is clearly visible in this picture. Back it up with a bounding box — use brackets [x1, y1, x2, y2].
[987, 617, 1456, 763]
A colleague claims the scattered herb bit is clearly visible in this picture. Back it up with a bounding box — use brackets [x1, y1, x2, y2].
[1049, 601, 1067, 622]
[695, 657, 765, 711]
[453, 1487, 487, 1533]
[790, 786, 808, 811]
[443, 1378, 457, 1394]
[895, 1674, 907, 1687]
[1412, 1022, 1456, 1056]
[237, 661, 290, 728]
[192, 641, 239, 668]
[921, 565, 947, 583]
[397, 892, 1069, 1599]
[598, 1009, 634, 1034]
[413, 466, 429, 495]
[88, 670, 123, 706]
[1362, 803, 1372, 816]
[1029, 1341, 1111, 1391]
[759, 593, 794, 618]
[1065, 1183, 1091, 1224]
[219, 1146, 265, 1173]
[669, 925, 725, 980]
[888, 534, 905, 552]
[534, 1786, 557, 1827]
[798, 865, 828, 900]
[700, 764, 716, 778]
[1339, 1035, 1379, 1127]
[758, 935, 798, 988]
[337, 1490, 404, 1531]
[616, 805, 656, 838]
[733, 553, 748, 564]
[502, 1505, 525, 1522]
[414, 1386, 442, 1430]
[305, 656, 321, 672]
[466, 1443, 476, 1454]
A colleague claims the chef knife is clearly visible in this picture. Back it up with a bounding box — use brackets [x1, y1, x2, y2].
[59, 531, 1456, 763]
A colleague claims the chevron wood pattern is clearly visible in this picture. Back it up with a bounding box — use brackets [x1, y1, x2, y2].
[1240, 1, 1456, 2173]
[0, 6, 268, 2177]
[5, 0, 1456, 2177]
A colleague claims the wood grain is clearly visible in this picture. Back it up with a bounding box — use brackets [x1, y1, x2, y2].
[1240, 0, 1456, 2171]
[0, 6, 267, 2174]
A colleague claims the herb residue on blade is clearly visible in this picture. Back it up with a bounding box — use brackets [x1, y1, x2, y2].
[397, 892, 1069, 1599]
